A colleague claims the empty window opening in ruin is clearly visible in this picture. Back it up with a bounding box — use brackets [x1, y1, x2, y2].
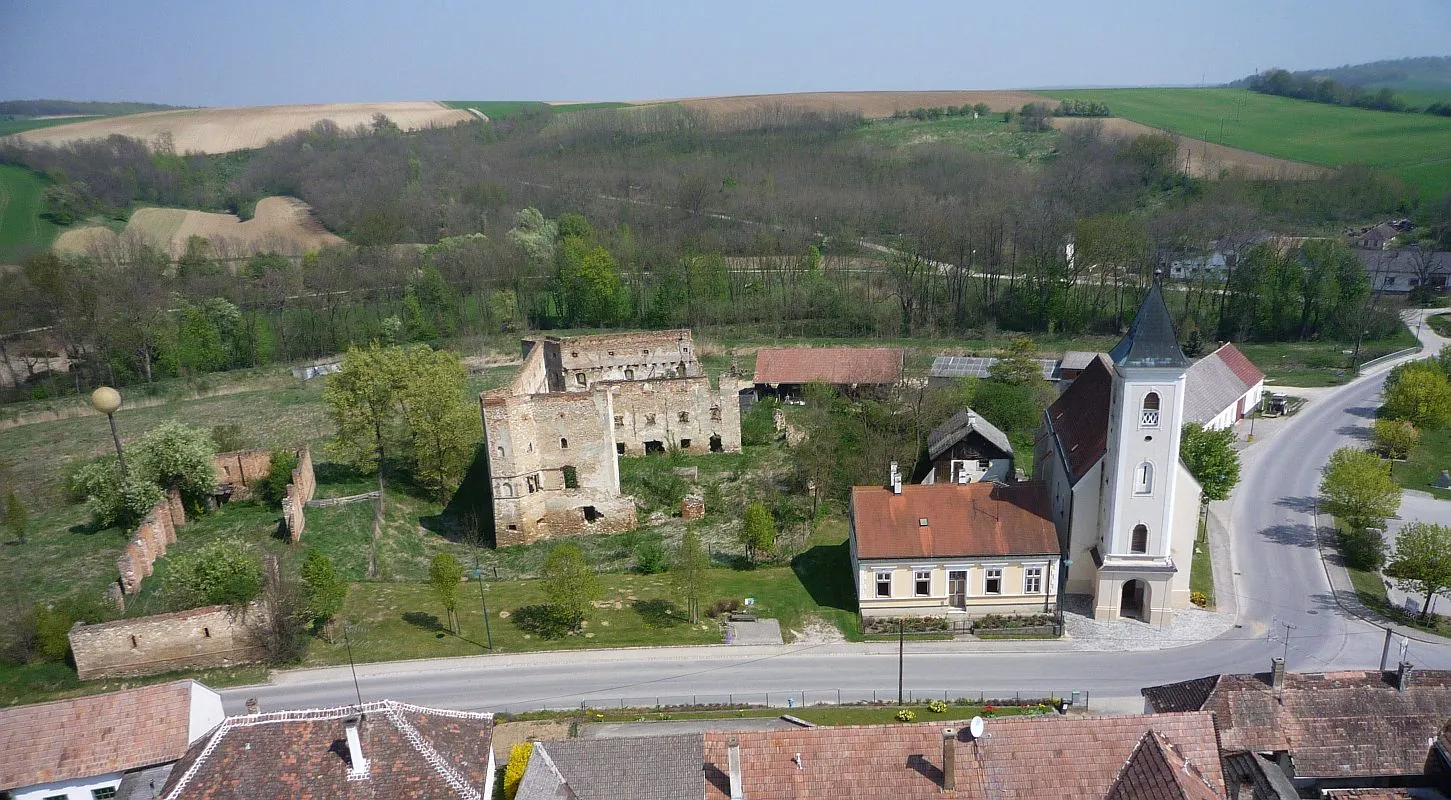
[678, 411, 690, 423]
[130, 635, 138, 648]
[642, 348, 650, 355]
[571, 351, 579, 358]
[616, 443, 625, 455]
[676, 362, 687, 377]
[608, 350, 615, 356]
[625, 369, 634, 380]
[614, 414, 624, 427]
[203, 627, 211, 638]
[496, 445, 504, 458]
[563, 465, 579, 489]
[583, 506, 603, 523]
[499, 482, 514, 498]
[680, 438, 691, 449]
[507, 524, 519, 531]
[645, 413, 657, 425]
[576, 373, 587, 386]
[710, 434, 723, 452]
[560, 437, 569, 449]
[645, 440, 665, 455]
[710, 405, 722, 421]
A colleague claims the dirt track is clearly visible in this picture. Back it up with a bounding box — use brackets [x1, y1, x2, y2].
[11, 102, 472, 154]
[54, 196, 344, 258]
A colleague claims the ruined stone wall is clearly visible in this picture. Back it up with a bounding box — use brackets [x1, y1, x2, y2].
[282, 446, 315, 543]
[211, 449, 275, 501]
[69, 604, 268, 680]
[115, 493, 184, 595]
[606, 376, 744, 456]
[548, 330, 702, 391]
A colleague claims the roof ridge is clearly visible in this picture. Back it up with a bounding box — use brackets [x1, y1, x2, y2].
[383, 702, 483, 800]
[1151, 730, 1220, 798]
[530, 742, 580, 800]
[160, 717, 235, 800]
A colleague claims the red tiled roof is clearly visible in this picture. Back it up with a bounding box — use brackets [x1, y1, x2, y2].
[1212, 343, 1264, 388]
[702, 712, 1225, 800]
[0, 681, 201, 790]
[851, 482, 1058, 560]
[1105, 731, 1222, 800]
[1144, 669, 1451, 779]
[160, 700, 493, 800]
[753, 347, 904, 386]
[1045, 356, 1112, 483]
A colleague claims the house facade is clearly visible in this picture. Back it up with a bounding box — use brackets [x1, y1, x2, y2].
[849, 475, 1060, 619]
[1034, 278, 1202, 627]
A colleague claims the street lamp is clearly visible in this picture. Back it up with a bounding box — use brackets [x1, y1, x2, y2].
[472, 558, 494, 649]
[90, 386, 128, 478]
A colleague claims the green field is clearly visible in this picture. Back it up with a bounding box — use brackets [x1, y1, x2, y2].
[0, 115, 103, 137]
[858, 114, 1059, 161]
[0, 164, 59, 262]
[1042, 88, 1451, 197]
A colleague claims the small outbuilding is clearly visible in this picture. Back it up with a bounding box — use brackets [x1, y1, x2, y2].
[1183, 343, 1265, 430]
[919, 408, 1014, 485]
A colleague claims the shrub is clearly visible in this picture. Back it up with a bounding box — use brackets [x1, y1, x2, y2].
[300, 549, 346, 627]
[895, 709, 916, 722]
[634, 538, 668, 574]
[928, 699, 948, 713]
[258, 448, 297, 509]
[71, 457, 165, 529]
[511, 604, 574, 639]
[163, 538, 264, 609]
[707, 599, 741, 618]
[1339, 526, 1387, 571]
[741, 399, 778, 446]
[1190, 591, 1210, 607]
[132, 420, 219, 507]
[1373, 419, 1421, 460]
[972, 613, 1055, 630]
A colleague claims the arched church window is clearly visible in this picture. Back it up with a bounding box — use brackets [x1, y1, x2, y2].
[1134, 462, 1153, 495]
[1140, 393, 1161, 428]
[1131, 524, 1149, 554]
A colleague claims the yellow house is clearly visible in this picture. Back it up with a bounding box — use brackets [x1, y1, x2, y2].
[849, 477, 1060, 619]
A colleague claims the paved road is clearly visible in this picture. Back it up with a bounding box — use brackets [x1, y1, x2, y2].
[223, 310, 1451, 716]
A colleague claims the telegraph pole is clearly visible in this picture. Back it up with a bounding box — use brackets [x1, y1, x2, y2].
[898, 619, 905, 705]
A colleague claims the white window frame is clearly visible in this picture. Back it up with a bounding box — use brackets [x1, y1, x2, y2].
[874, 569, 893, 598]
[1023, 564, 1044, 594]
[982, 565, 1004, 596]
[913, 568, 932, 597]
[1140, 392, 1161, 429]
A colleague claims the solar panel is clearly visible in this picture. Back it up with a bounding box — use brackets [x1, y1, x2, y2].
[930, 356, 1060, 380]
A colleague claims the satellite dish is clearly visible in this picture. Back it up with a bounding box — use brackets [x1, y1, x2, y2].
[968, 716, 985, 739]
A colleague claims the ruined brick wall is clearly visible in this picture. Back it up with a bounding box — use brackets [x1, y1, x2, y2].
[549, 330, 702, 391]
[211, 449, 275, 501]
[68, 604, 268, 680]
[607, 376, 744, 456]
[282, 446, 316, 542]
[115, 497, 183, 595]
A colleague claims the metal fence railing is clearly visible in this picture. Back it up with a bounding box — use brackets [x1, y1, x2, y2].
[489, 688, 1088, 715]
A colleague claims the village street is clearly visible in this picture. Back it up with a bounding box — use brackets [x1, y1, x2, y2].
[221, 310, 1451, 717]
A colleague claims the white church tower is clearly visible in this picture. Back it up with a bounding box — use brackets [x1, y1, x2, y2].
[1093, 275, 1197, 626]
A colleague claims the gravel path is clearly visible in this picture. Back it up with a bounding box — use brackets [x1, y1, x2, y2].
[1059, 595, 1237, 652]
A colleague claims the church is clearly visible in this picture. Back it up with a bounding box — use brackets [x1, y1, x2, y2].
[1033, 277, 1203, 627]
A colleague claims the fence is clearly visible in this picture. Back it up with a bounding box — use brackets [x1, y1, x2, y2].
[489, 688, 1089, 715]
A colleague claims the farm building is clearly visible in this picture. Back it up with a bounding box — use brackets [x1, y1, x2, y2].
[1182, 343, 1265, 431]
[753, 347, 904, 400]
[928, 355, 1059, 387]
[1359, 248, 1451, 294]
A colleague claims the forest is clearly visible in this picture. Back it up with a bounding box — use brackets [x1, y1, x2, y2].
[0, 102, 1442, 401]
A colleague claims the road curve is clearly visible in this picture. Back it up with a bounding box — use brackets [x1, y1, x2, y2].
[223, 311, 1451, 714]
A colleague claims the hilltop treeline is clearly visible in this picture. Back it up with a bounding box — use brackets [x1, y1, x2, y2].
[0, 100, 183, 117]
[0, 104, 1421, 401]
[1244, 68, 1451, 116]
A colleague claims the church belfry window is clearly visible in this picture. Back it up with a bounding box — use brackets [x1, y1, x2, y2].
[1140, 392, 1161, 428]
[1131, 524, 1149, 554]
[1134, 462, 1153, 495]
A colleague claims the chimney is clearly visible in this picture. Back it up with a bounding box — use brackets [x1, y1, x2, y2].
[941, 728, 956, 791]
[344, 717, 369, 778]
[1398, 661, 1414, 691]
[1270, 657, 1286, 690]
[889, 462, 902, 495]
[727, 736, 744, 800]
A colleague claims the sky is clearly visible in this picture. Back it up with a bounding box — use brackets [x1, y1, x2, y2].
[1, 0, 1448, 107]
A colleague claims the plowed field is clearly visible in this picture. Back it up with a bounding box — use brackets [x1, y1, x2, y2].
[54, 196, 343, 258]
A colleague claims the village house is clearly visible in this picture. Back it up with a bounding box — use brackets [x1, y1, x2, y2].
[849, 469, 1060, 619]
[515, 734, 703, 800]
[1144, 661, 1451, 799]
[752, 346, 904, 401]
[481, 330, 742, 546]
[917, 408, 1015, 484]
[157, 700, 495, 800]
[0, 680, 224, 800]
[1034, 278, 1202, 626]
[1183, 342, 1266, 430]
[1360, 248, 1451, 294]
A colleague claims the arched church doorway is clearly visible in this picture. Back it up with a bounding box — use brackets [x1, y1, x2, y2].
[1120, 579, 1149, 622]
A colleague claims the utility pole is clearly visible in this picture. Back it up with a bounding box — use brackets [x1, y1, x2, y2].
[1380, 626, 1394, 671]
[474, 556, 493, 649]
[898, 619, 905, 705]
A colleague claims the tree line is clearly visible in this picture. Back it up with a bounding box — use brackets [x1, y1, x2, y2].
[1246, 68, 1451, 115]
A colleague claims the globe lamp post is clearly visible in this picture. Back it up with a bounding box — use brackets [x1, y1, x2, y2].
[90, 386, 128, 478]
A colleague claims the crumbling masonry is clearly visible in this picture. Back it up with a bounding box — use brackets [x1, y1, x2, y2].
[482, 330, 742, 546]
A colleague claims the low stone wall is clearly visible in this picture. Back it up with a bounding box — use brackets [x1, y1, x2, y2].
[68, 603, 268, 680]
[282, 446, 316, 543]
[116, 489, 186, 595]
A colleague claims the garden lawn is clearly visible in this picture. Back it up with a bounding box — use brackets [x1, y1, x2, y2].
[1392, 425, 1451, 500]
[1042, 87, 1451, 197]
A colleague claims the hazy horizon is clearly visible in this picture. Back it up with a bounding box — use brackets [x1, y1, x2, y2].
[1, 0, 1448, 107]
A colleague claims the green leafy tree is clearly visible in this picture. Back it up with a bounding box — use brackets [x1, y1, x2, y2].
[132, 421, 219, 508]
[163, 539, 263, 609]
[1179, 423, 1241, 502]
[326, 344, 406, 577]
[258, 448, 298, 509]
[506, 207, 558, 266]
[1386, 522, 1451, 621]
[541, 543, 599, 631]
[400, 347, 482, 500]
[1383, 360, 1451, 429]
[428, 552, 465, 633]
[673, 529, 710, 623]
[1320, 447, 1401, 569]
[988, 336, 1046, 386]
[741, 503, 776, 562]
[72, 457, 165, 529]
[1373, 418, 1421, 460]
[299, 549, 347, 628]
[555, 237, 627, 327]
[4, 490, 27, 545]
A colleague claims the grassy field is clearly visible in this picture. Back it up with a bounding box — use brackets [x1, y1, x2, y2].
[858, 114, 1059, 161]
[1042, 88, 1451, 197]
[559, 701, 1051, 725]
[1392, 425, 1451, 500]
[0, 115, 103, 137]
[0, 164, 59, 262]
[1428, 314, 1451, 338]
[1238, 327, 1419, 388]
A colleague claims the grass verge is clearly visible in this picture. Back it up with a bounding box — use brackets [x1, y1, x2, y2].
[1190, 514, 1215, 609]
[1346, 563, 1449, 636]
[1392, 425, 1451, 500]
[0, 661, 269, 708]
